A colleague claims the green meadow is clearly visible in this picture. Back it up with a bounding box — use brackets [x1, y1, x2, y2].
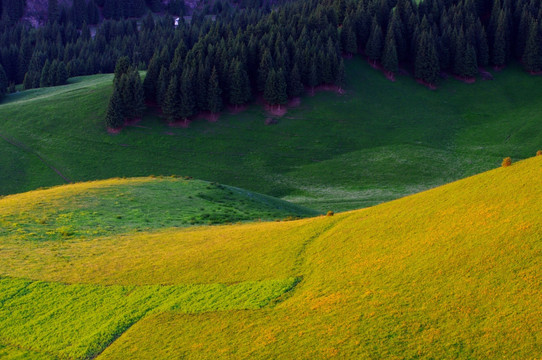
[1, 59, 541, 211]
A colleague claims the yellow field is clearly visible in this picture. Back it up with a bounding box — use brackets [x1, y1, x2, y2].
[1, 156, 542, 358]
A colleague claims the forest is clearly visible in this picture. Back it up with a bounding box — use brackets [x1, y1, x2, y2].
[1, 0, 541, 121]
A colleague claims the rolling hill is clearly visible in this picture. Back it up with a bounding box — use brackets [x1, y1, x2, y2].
[1, 155, 541, 359]
[1, 59, 542, 211]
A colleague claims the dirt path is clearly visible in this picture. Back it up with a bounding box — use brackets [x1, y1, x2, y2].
[0, 132, 72, 183]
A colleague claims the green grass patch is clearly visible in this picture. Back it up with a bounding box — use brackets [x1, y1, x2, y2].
[1, 61, 541, 211]
[0, 276, 300, 359]
[0, 177, 318, 242]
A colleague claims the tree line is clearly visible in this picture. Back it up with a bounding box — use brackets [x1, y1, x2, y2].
[1, 0, 542, 106]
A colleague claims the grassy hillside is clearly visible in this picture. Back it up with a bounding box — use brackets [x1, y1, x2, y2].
[1, 156, 541, 359]
[0, 176, 318, 243]
[1, 60, 542, 211]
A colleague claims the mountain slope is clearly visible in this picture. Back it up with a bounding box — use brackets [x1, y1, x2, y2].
[1, 155, 541, 359]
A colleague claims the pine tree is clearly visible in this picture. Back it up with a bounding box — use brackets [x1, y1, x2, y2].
[288, 64, 304, 98]
[105, 88, 125, 129]
[414, 31, 440, 86]
[0, 65, 7, 100]
[56, 62, 69, 85]
[179, 68, 196, 120]
[229, 60, 251, 108]
[40, 60, 51, 88]
[492, 11, 508, 67]
[163, 75, 181, 122]
[257, 49, 273, 93]
[156, 66, 169, 107]
[366, 18, 384, 64]
[382, 32, 398, 74]
[335, 58, 346, 90]
[523, 21, 542, 72]
[114, 56, 130, 85]
[208, 67, 223, 114]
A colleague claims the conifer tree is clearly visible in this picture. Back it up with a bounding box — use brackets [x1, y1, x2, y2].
[492, 11, 508, 67]
[257, 49, 273, 93]
[382, 32, 398, 74]
[56, 61, 68, 85]
[366, 18, 384, 64]
[414, 31, 440, 85]
[105, 88, 125, 128]
[523, 21, 542, 72]
[40, 60, 51, 88]
[114, 56, 130, 85]
[229, 60, 251, 108]
[0, 65, 7, 100]
[335, 58, 346, 90]
[179, 68, 196, 120]
[163, 75, 181, 122]
[208, 66, 223, 114]
[288, 64, 304, 98]
[156, 66, 169, 107]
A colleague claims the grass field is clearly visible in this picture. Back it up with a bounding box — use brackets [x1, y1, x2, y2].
[1, 59, 541, 211]
[0, 176, 317, 243]
[1, 155, 541, 359]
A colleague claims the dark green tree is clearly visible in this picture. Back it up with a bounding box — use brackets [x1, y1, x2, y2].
[523, 21, 542, 72]
[163, 75, 181, 122]
[288, 64, 304, 98]
[179, 68, 196, 120]
[40, 60, 51, 88]
[415, 31, 440, 86]
[114, 56, 130, 85]
[105, 88, 125, 129]
[366, 18, 383, 64]
[0, 65, 7, 100]
[229, 60, 251, 108]
[382, 32, 398, 74]
[208, 66, 223, 114]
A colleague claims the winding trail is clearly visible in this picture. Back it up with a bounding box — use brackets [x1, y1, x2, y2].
[0, 132, 72, 183]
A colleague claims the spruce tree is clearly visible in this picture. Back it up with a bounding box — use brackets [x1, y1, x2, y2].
[523, 21, 542, 72]
[114, 56, 130, 85]
[0, 65, 7, 100]
[229, 60, 251, 108]
[40, 60, 51, 88]
[208, 67, 223, 114]
[105, 88, 125, 129]
[257, 49, 273, 93]
[56, 62, 69, 85]
[163, 75, 181, 122]
[492, 11, 508, 67]
[179, 68, 196, 120]
[414, 31, 440, 86]
[288, 64, 304, 98]
[335, 58, 346, 90]
[156, 67, 169, 108]
[382, 32, 398, 74]
[366, 18, 384, 64]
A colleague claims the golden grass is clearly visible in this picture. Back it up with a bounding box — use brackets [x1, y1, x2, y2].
[3, 156, 542, 358]
[100, 156, 542, 359]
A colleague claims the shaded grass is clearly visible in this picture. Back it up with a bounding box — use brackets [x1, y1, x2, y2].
[1, 61, 541, 211]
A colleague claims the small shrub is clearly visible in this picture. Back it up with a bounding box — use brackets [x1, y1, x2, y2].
[502, 157, 512, 167]
[537, 150, 542, 156]
[326, 211, 334, 216]
[56, 226, 74, 238]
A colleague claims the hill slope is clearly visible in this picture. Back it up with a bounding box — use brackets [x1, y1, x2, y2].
[1, 61, 542, 211]
[1, 156, 541, 359]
